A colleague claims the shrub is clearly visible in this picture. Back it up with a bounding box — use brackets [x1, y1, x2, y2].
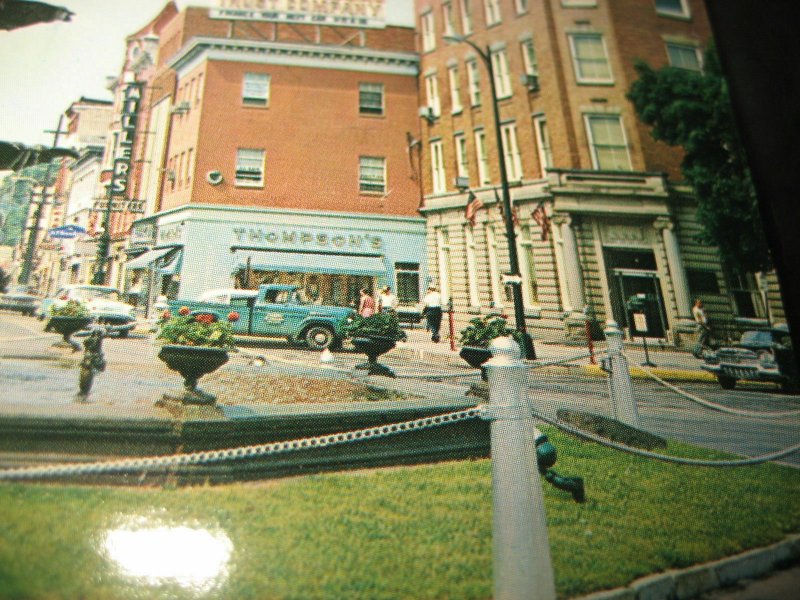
[459, 314, 522, 348]
[50, 300, 90, 318]
[345, 311, 407, 342]
[156, 311, 236, 349]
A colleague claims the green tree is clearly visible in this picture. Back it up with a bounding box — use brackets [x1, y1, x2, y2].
[627, 45, 771, 274]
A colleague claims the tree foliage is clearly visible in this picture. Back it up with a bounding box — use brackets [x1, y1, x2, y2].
[627, 46, 772, 273]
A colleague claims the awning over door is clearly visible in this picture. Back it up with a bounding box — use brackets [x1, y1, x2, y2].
[158, 249, 183, 275]
[235, 250, 385, 277]
[126, 247, 174, 270]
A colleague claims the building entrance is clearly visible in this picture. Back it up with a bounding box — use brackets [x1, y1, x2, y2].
[604, 248, 669, 339]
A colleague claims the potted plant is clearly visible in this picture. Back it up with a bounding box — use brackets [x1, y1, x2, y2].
[459, 314, 523, 379]
[155, 307, 238, 404]
[47, 300, 92, 350]
[345, 311, 407, 377]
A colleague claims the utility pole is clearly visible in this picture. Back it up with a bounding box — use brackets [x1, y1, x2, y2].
[17, 115, 67, 287]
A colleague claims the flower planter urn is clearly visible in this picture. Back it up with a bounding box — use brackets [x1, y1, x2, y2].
[157, 344, 229, 405]
[459, 346, 493, 381]
[351, 336, 397, 377]
[47, 316, 93, 351]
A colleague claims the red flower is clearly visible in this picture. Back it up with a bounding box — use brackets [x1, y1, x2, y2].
[161, 310, 171, 320]
[500, 314, 509, 319]
[178, 306, 190, 316]
[228, 311, 240, 322]
[195, 313, 217, 325]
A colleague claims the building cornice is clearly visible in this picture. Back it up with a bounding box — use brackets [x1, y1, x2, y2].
[169, 36, 419, 78]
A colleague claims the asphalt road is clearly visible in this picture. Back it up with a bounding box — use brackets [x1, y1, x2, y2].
[2, 312, 799, 466]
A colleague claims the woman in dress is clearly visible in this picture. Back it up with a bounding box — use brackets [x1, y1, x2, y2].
[358, 288, 376, 317]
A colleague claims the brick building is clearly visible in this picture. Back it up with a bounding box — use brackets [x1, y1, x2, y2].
[126, 2, 427, 313]
[415, 0, 785, 346]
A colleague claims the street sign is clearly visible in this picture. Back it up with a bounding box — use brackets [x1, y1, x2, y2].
[48, 224, 86, 239]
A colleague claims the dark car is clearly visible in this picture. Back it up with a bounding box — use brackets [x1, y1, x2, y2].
[702, 325, 798, 393]
[0, 286, 41, 317]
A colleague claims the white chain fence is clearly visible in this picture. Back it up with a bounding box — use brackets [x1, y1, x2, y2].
[0, 408, 481, 481]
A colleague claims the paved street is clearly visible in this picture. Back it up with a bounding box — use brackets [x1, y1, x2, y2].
[2, 311, 799, 467]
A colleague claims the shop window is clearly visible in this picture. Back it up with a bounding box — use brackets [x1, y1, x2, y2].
[569, 33, 613, 84]
[359, 82, 384, 115]
[395, 262, 420, 304]
[359, 156, 386, 194]
[686, 269, 721, 296]
[235, 148, 265, 187]
[242, 72, 270, 107]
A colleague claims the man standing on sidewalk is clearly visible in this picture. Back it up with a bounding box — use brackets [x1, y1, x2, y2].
[692, 298, 710, 358]
[422, 285, 442, 343]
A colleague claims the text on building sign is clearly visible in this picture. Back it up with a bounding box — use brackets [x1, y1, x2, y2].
[212, 0, 385, 28]
[233, 228, 383, 250]
[111, 83, 142, 196]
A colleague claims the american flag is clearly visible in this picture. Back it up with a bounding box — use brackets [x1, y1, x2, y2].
[531, 202, 550, 241]
[464, 191, 484, 226]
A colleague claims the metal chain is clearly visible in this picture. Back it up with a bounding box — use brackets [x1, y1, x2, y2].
[527, 352, 598, 369]
[531, 408, 800, 467]
[637, 366, 800, 419]
[0, 407, 481, 481]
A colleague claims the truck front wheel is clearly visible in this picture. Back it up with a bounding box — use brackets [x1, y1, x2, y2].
[304, 325, 335, 350]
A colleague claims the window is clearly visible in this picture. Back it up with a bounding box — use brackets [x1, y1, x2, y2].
[486, 225, 503, 306]
[474, 129, 491, 185]
[520, 39, 539, 76]
[533, 115, 553, 174]
[490, 49, 512, 99]
[436, 228, 452, 303]
[515, 0, 529, 14]
[464, 225, 480, 307]
[466, 60, 481, 106]
[569, 33, 613, 83]
[425, 73, 441, 117]
[460, 0, 473, 34]
[687, 269, 721, 296]
[185, 148, 193, 187]
[484, 0, 502, 26]
[585, 114, 632, 170]
[448, 66, 463, 114]
[395, 262, 420, 304]
[442, 2, 455, 36]
[655, 0, 690, 18]
[359, 156, 386, 194]
[242, 72, 270, 106]
[421, 11, 436, 52]
[500, 122, 523, 181]
[430, 140, 446, 194]
[235, 148, 265, 186]
[454, 134, 469, 181]
[666, 42, 702, 71]
[194, 73, 203, 106]
[359, 82, 384, 115]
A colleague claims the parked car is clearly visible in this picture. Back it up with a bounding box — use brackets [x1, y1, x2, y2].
[196, 288, 259, 305]
[701, 325, 798, 393]
[40, 285, 137, 337]
[167, 284, 354, 350]
[0, 285, 41, 316]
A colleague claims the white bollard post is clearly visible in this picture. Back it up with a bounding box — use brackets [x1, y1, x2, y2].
[603, 321, 642, 428]
[485, 337, 556, 600]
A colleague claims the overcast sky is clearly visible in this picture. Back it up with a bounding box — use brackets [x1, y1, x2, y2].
[0, 0, 414, 147]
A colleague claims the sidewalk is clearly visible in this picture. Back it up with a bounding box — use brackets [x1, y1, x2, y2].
[393, 327, 715, 382]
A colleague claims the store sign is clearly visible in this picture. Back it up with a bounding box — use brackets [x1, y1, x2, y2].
[232, 227, 383, 251]
[159, 223, 186, 244]
[93, 200, 146, 214]
[211, 0, 386, 29]
[111, 83, 143, 195]
[130, 222, 156, 246]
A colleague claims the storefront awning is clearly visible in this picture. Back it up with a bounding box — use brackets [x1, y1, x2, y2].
[236, 250, 385, 277]
[126, 247, 174, 270]
[158, 249, 183, 275]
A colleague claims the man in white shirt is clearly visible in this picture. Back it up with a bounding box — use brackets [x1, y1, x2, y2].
[378, 286, 398, 312]
[423, 285, 443, 343]
[692, 298, 710, 357]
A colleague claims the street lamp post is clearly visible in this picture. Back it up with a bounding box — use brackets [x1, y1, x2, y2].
[444, 34, 536, 359]
[91, 183, 113, 285]
[15, 178, 46, 286]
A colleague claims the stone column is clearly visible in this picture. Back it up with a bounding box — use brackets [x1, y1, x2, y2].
[552, 214, 585, 313]
[654, 216, 692, 321]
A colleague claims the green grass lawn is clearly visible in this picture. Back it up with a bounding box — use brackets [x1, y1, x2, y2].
[0, 428, 798, 600]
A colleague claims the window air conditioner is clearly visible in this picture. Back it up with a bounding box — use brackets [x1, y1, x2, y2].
[454, 176, 469, 190]
[171, 101, 191, 114]
[418, 105, 435, 122]
[521, 74, 540, 92]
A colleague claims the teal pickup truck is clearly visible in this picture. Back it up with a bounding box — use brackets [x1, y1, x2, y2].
[168, 284, 354, 350]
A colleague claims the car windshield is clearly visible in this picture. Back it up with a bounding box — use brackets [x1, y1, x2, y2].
[72, 288, 120, 302]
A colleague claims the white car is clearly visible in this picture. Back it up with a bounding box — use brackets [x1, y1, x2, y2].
[41, 285, 137, 337]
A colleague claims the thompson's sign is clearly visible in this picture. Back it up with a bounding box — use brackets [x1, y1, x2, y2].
[110, 83, 143, 196]
[211, 0, 385, 28]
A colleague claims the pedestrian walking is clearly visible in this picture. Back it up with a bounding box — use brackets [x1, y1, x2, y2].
[692, 298, 711, 358]
[378, 286, 398, 312]
[358, 288, 376, 317]
[422, 285, 443, 343]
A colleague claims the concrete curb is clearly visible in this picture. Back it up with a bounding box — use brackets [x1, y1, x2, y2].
[574, 534, 800, 600]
